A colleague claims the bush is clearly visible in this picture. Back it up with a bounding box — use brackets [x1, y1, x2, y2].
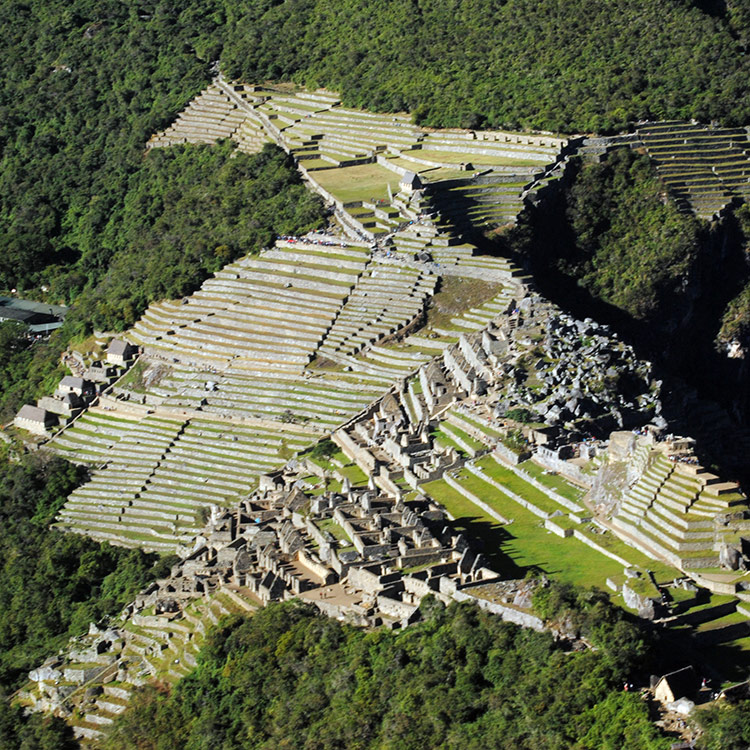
[104, 599, 667, 750]
[0, 453, 164, 690]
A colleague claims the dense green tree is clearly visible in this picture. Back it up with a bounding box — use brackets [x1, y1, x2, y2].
[221, 0, 750, 134]
[103, 598, 668, 750]
[64, 142, 324, 333]
[0, 453, 171, 690]
[695, 698, 750, 749]
[3, 0, 750, 312]
[0, 323, 66, 422]
[511, 149, 701, 322]
[0, 698, 76, 750]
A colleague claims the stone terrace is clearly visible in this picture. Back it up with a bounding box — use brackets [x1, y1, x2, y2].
[21, 588, 256, 742]
[205, 77, 568, 235]
[54, 412, 315, 553]
[636, 121, 750, 219]
[147, 82, 269, 155]
[49, 82, 547, 558]
[317, 264, 437, 362]
[52, 246, 522, 553]
[611, 447, 750, 571]
[128, 239, 369, 373]
[152, 366, 386, 431]
[320, 283, 518, 386]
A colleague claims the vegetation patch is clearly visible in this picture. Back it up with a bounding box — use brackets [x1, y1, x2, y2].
[0, 453, 173, 691]
[102, 599, 666, 750]
[422, 476, 624, 588]
[311, 163, 401, 204]
[424, 276, 499, 330]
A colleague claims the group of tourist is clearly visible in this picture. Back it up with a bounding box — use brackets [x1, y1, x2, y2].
[668, 454, 700, 465]
[277, 233, 348, 248]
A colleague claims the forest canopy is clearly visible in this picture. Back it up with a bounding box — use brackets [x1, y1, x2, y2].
[510, 149, 702, 322]
[103, 598, 668, 750]
[0, 452, 172, 691]
[220, 0, 750, 134]
[3, 0, 750, 314]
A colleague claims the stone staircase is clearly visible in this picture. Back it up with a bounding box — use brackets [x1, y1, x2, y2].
[611, 452, 750, 570]
[148, 84, 249, 149]
[317, 262, 437, 361]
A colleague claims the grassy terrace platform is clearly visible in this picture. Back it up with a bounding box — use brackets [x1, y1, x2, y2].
[448, 410, 504, 440]
[474, 455, 567, 513]
[443, 424, 486, 456]
[311, 163, 401, 203]
[636, 122, 750, 219]
[404, 149, 543, 168]
[422, 476, 623, 588]
[430, 425, 469, 457]
[518, 459, 585, 503]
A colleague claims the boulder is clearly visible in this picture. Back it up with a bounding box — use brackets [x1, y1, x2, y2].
[29, 667, 61, 683]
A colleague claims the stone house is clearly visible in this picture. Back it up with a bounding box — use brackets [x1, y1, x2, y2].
[38, 393, 84, 418]
[653, 666, 697, 705]
[107, 339, 135, 366]
[85, 361, 118, 383]
[57, 376, 95, 399]
[14, 405, 58, 435]
[399, 171, 423, 193]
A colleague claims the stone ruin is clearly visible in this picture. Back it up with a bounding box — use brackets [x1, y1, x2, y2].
[140, 463, 503, 629]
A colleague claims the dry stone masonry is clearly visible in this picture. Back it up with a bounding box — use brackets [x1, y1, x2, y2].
[19, 81, 750, 741]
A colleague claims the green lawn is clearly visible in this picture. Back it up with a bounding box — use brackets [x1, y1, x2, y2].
[404, 148, 545, 168]
[451, 411, 503, 438]
[422, 477, 624, 589]
[519, 459, 585, 502]
[430, 427, 468, 457]
[474, 455, 569, 514]
[312, 163, 401, 203]
[457, 467, 561, 517]
[337, 463, 368, 486]
[574, 523, 678, 581]
[317, 517, 353, 545]
[441, 421, 485, 452]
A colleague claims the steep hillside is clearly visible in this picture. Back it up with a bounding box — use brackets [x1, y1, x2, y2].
[3, 4, 750, 747]
[0, 452, 170, 690]
[220, 0, 750, 132]
[102, 599, 667, 750]
[507, 148, 750, 431]
[4, 0, 750, 304]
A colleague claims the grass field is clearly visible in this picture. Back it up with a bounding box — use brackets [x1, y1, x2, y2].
[405, 148, 544, 168]
[430, 426, 468, 457]
[312, 163, 401, 203]
[474, 456, 567, 513]
[318, 517, 353, 545]
[441, 422, 485, 452]
[451, 411, 503, 439]
[422, 477, 623, 589]
[337, 463, 368, 486]
[519, 459, 585, 502]
[423, 464, 750, 681]
[425, 275, 501, 330]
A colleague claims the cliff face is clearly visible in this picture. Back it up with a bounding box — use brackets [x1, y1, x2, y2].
[503, 150, 750, 435]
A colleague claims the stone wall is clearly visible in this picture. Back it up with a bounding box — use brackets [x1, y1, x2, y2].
[333, 429, 378, 473]
[571, 528, 631, 567]
[533, 448, 592, 487]
[493, 442, 530, 465]
[452, 587, 544, 631]
[443, 472, 511, 523]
